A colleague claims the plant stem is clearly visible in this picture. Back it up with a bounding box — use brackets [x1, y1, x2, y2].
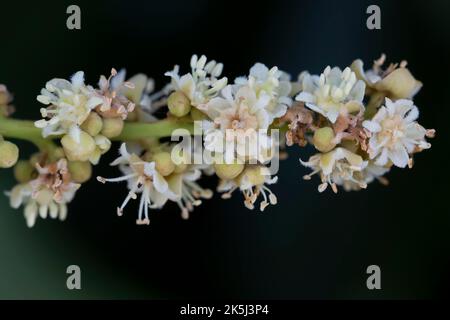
[0, 117, 54, 151]
[115, 118, 194, 141]
[0, 116, 194, 148]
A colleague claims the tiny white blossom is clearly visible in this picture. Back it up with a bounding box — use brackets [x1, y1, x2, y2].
[234, 63, 292, 121]
[295, 66, 365, 123]
[35, 71, 103, 138]
[301, 147, 367, 193]
[6, 159, 79, 227]
[218, 165, 278, 211]
[363, 98, 434, 168]
[165, 54, 228, 106]
[164, 164, 213, 220]
[97, 143, 171, 225]
[201, 85, 274, 163]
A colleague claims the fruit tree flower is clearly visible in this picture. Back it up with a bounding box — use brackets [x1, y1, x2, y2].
[218, 165, 278, 211]
[6, 158, 80, 227]
[97, 143, 172, 225]
[300, 147, 367, 193]
[362, 98, 434, 168]
[35, 71, 103, 137]
[351, 54, 422, 100]
[234, 63, 293, 121]
[165, 54, 228, 109]
[295, 66, 365, 123]
[201, 85, 274, 163]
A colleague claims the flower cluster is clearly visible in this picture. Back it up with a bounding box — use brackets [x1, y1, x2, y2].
[0, 53, 436, 227]
[35, 69, 137, 165]
[289, 55, 434, 192]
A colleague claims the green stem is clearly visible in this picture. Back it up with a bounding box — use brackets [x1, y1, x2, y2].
[0, 117, 54, 151]
[0, 116, 194, 147]
[115, 118, 194, 141]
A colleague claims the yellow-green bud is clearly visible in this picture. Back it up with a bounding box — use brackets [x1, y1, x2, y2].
[101, 118, 124, 138]
[34, 188, 54, 206]
[80, 112, 103, 136]
[168, 91, 191, 117]
[61, 131, 96, 162]
[29, 153, 42, 168]
[0, 140, 19, 168]
[153, 152, 175, 176]
[214, 162, 244, 180]
[190, 107, 207, 121]
[174, 163, 188, 174]
[68, 161, 92, 183]
[240, 166, 266, 186]
[51, 147, 66, 161]
[14, 160, 35, 183]
[313, 127, 336, 152]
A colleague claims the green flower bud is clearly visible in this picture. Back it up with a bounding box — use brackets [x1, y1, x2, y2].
[68, 161, 92, 183]
[101, 118, 124, 138]
[152, 152, 175, 176]
[61, 131, 96, 162]
[190, 106, 207, 121]
[0, 140, 19, 168]
[168, 91, 191, 117]
[313, 127, 336, 152]
[51, 147, 66, 161]
[80, 112, 103, 136]
[34, 187, 54, 206]
[239, 166, 265, 186]
[14, 160, 35, 183]
[29, 153, 42, 168]
[214, 162, 244, 180]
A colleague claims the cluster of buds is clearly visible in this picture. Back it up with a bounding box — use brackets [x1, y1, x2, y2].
[287, 54, 434, 192]
[0, 86, 19, 169]
[0, 54, 436, 227]
[34, 69, 138, 165]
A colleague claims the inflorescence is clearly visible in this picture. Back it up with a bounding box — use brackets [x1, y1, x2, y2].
[0, 54, 435, 227]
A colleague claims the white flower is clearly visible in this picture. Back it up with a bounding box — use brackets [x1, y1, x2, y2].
[351, 54, 423, 100]
[92, 68, 135, 120]
[295, 66, 365, 123]
[301, 147, 367, 193]
[35, 71, 103, 138]
[234, 63, 292, 121]
[106, 69, 168, 122]
[6, 159, 79, 227]
[97, 143, 172, 225]
[165, 54, 228, 106]
[363, 98, 433, 168]
[218, 165, 278, 211]
[164, 164, 213, 220]
[332, 161, 390, 191]
[201, 85, 274, 163]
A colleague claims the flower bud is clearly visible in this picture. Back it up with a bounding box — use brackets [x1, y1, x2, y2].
[80, 112, 103, 136]
[375, 68, 422, 100]
[68, 161, 92, 183]
[0, 140, 19, 168]
[313, 127, 336, 152]
[171, 149, 189, 174]
[14, 160, 35, 183]
[168, 91, 191, 117]
[152, 152, 175, 176]
[61, 131, 96, 162]
[34, 187, 54, 206]
[214, 162, 244, 180]
[51, 147, 66, 161]
[240, 166, 265, 186]
[101, 118, 124, 138]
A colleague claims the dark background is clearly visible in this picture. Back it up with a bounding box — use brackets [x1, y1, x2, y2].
[0, 0, 449, 299]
